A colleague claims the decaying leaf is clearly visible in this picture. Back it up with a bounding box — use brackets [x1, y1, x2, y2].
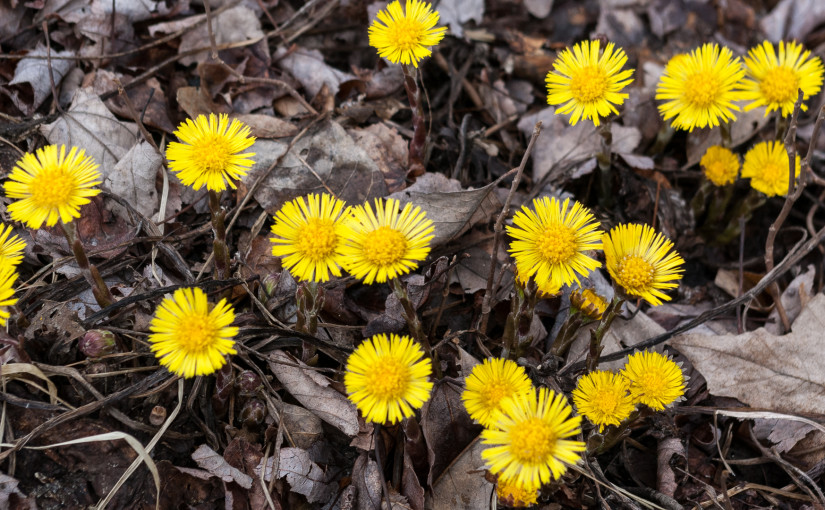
[427, 438, 493, 509]
[104, 141, 161, 218]
[275, 46, 355, 98]
[269, 350, 359, 437]
[760, 0, 825, 41]
[388, 173, 501, 247]
[191, 444, 254, 489]
[9, 44, 75, 115]
[277, 447, 336, 503]
[670, 293, 825, 415]
[40, 88, 139, 173]
[349, 123, 409, 193]
[179, 5, 263, 66]
[438, 0, 485, 36]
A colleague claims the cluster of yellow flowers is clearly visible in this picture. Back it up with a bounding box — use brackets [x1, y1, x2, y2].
[508, 197, 685, 306]
[573, 351, 686, 431]
[270, 195, 434, 284]
[700, 141, 801, 197]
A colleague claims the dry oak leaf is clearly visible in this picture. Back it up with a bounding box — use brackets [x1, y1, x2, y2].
[191, 444, 253, 489]
[670, 293, 825, 415]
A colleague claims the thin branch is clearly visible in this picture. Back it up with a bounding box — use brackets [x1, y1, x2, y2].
[478, 121, 542, 336]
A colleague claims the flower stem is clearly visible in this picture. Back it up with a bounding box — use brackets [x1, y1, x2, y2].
[208, 190, 231, 280]
[596, 121, 614, 209]
[401, 64, 428, 178]
[719, 122, 732, 148]
[61, 221, 114, 309]
[713, 188, 766, 246]
[391, 277, 440, 378]
[550, 312, 585, 357]
[585, 297, 624, 373]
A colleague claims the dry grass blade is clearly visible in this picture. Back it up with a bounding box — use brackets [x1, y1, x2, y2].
[1, 363, 71, 408]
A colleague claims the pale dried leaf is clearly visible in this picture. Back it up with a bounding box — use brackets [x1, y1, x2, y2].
[517, 107, 641, 183]
[427, 439, 493, 509]
[232, 114, 298, 139]
[0, 2, 27, 40]
[0, 473, 35, 510]
[277, 447, 336, 503]
[353, 453, 383, 510]
[90, 0, 158, 22]
[280, 403, 323, 449]
[524, 0, 553, 18]
[388, 173, 501, 247]
[250, 120, 388, 212]
[40, 88, 139, 172]
[761, 0, 825, 41]
[670, 293, 825, 415]
[9, 44, 76, 115]
[349, 123, 409, 193]
[274, 46, 355, 98]
[766, 265, 815, 334]
[268, 350, 359, 436]
[191, 444, 254, 489]
[104, 141, 161, 218]
[179, 6, 263, 66]
[438, 0, 484, 37]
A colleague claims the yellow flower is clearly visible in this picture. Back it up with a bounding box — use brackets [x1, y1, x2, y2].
[148, 287, 238, 378]
[368, 0, 447, 68]
[4, 145, 102, 228]
[546, 40, 635, 126]
[166, 113, 256, 192]
[496, 476, 538, 508]
[621, 350, 685, 411]
[507, 197, 603, 292]
[270, 193, 352, 282]
[571, 370, 635, 432]
[341, 198, 434, 284]
[462, 358, 533, 428]
[0, 266, 19, 327]
[0, 224, 26, 269]
[741, 41, 825, 117]
[602, 224, 684, 306]
[344, 333, 433, 424]
[741, 140, 801, 197]
[481, 387, 585, 491]
[569, 288, 608, 320]
[656, 44, 746, 131]
[700, 145, 740, 186]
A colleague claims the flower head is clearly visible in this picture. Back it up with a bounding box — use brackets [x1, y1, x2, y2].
[569, 288, 608, 320]
[741, 41, 825, 117]
[341, 198, 434, 284]
[700, 145, 740, 186]
[507, 197, 603, 292]
[344, 333, 433, 424]
[462, 358, 533, 428]
[0, 266, 18, 327]
[496, 477, 538, 508]
[621, 350, 685, 411]
[742, 140, 801, 197]
[603, 224, 684, 306]
[0, 224, 26, 269]
[270, 193, 352, 282]
[5, 145, 102, 228]
[481, 387, 585, 491]
[546, 40, 635, 126]
[166, 113, 256, 192]
[571, 370, 635, 432]
[368, 0, 447, 68]
[148, 287, 238, 378]
[656, 44, 746, 131]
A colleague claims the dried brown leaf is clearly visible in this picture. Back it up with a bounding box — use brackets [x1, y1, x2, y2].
[427, 438, 494, 509]
[277, 447, 336, 503]
[191, 444, 254, 489]
[179, 6, 263, 66]
[9, 44, 75, 115]
[104, 140, 161, 218]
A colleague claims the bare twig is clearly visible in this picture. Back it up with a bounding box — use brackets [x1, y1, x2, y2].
[41, 21, 62, 114]
[478, 122, 542, 336]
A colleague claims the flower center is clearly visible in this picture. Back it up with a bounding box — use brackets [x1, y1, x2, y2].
[362, 226, 408, 267]
[569, 65, 609, 103]
[177, 315, 218, 352]
[617, 255, 654, 291]
[760, 162, 785, 185]
[388, 17, 424, 51]
[365, 357, 409, 400]
[191, 134, 233, 173]
[760, 67, 800, 104]
[31, 168, 74, 208]
[480, 380, 515, 409]
[509, 417, 557, 464]
[537, 224, 578, 264]
[683, 71, 721, 107]
[705, 161, 729, 184]
[591, 386, 623, 415]
[296, 218, 338, 261]
[638, 369, 667, 398]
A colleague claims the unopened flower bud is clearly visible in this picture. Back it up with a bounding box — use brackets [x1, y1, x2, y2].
[261, 274, 279, 299]
[240, 399, 266, 428]
[237, 370, 262, 396]
[79, 330, 118, 358]
[149, 406, 167, 426]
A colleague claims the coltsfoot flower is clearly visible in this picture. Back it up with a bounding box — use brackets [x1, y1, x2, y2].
[344, 333, 433, 424]
[0, 266, 18, 327]
[571, 370, 635, 432]
[0, 224, 26, 269]
[621, 350, 686, 411]
[741, 140, 801, 197]
[700, 145, 740, 186]
[368, 0, 447, 67]
[495, 476, 538, 508]
[462, 358, 533, 429]
[569, 288, 608, 320]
